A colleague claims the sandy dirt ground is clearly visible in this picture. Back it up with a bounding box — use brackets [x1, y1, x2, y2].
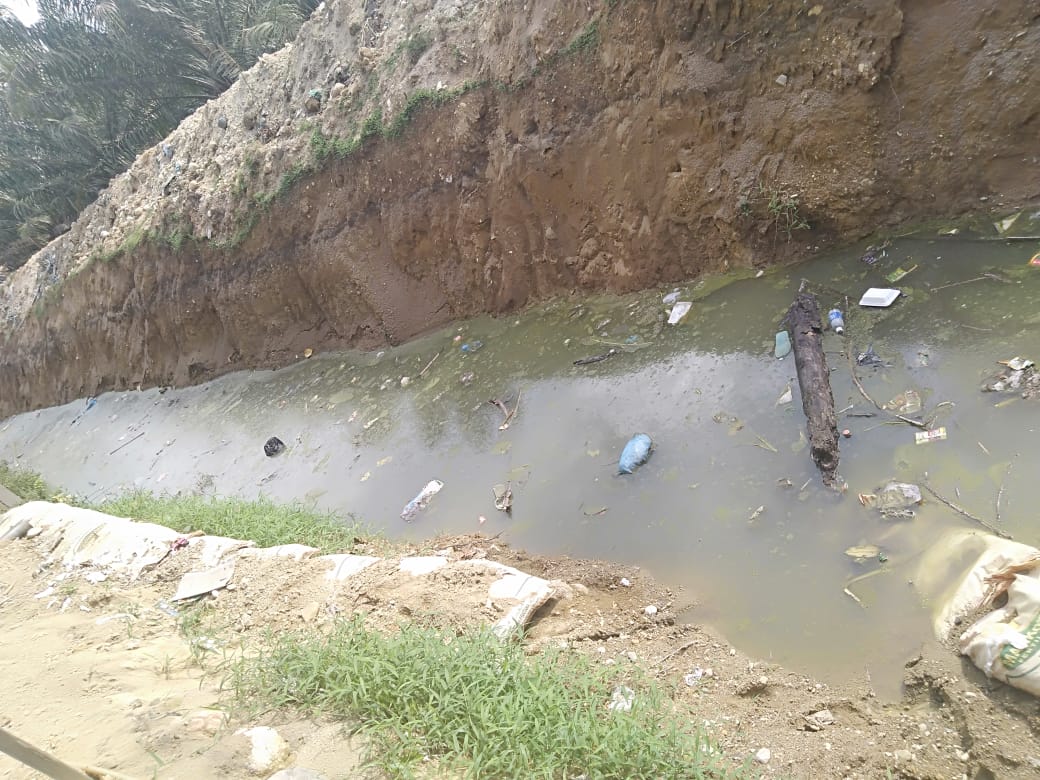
[4, 523, 1040, 780]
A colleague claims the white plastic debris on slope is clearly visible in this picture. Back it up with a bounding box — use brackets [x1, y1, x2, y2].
[322, 554, 381, 581]
[461, 561, 557, 640]
[917, 530, 1040, 697]
[0, 501, 180, 579]
[398, 556, 448, 576]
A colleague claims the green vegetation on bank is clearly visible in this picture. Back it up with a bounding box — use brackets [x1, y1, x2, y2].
[0, 460, 51, 501]
[229, 618, 747, 779]
[0, 461, 368, 553]
[0, 0, 321, 272]
[1, 463, 748, 777]
[20, 7, 613, 319]
[95, 492, 368, 554]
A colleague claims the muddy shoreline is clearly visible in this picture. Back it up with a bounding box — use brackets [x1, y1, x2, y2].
[3, 503, 1040, 779]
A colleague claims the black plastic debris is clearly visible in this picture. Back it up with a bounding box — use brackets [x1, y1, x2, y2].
[573, 349, 617, 366]
[856, 345, 884, 367]
[264, 436, 286, 457]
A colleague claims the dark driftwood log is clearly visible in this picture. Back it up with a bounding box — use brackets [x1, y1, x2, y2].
[785, 292, 839, 485]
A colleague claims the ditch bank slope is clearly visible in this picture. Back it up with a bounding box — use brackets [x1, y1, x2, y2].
[4, 501, 1040, 779]
[0, 0, 1038, 416]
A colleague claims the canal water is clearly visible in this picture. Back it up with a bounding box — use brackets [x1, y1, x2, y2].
[3, 225, 1039, 698]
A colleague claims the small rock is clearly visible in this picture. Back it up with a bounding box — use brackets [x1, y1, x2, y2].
[330, 82, 346, 100]
[775, 74, 788, 86]
[755, 747, 771, 764]
[894, 749, 913, 763]
[266, 769, 328, 780]
[217, 116, 228, 129]
[400, 376, 411, 387]
[304, 96, 321, 113]
[619, 577, 632, 587]
[804, 708, 836, 731]
[237, 726, 291, 775]
[299, 602, 320, 623]
[643, 605, 658, 616]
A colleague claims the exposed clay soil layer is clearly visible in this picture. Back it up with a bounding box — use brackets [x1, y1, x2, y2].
[1, 0, 1038, 416]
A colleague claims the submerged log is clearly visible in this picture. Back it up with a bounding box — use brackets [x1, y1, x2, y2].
[785, 292, 839, 485]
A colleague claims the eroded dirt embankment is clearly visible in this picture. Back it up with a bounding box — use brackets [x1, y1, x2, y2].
[0, 0, 1038, 416]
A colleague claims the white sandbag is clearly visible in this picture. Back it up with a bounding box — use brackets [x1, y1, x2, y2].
[960, 574, 1040, 696]
[919, 529, 1040, 696]
[0, 500, 180, 578]
[917, 529, 1040, 640]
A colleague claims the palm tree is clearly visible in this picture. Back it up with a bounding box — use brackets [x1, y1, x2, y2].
[0, 0, 318, 270]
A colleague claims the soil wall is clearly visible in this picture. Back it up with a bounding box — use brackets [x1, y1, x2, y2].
[0, 0, 1037, 415]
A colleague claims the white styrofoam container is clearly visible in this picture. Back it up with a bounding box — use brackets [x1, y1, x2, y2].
[859, 288, 901, 307]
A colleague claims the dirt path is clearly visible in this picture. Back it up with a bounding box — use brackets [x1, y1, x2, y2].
[3, 510, 1040, 779]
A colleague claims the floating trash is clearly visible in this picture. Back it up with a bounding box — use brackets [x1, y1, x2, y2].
[859, 288, 901, 307]
[915, 427, 947, 445]
[667, 301, 692, 325]
[618, 433, 653, 475]
[886, 389, 922, 415]
[401, 479, 444, 522]
[885, 265, 918, 283]
[845, 545, 881, 560]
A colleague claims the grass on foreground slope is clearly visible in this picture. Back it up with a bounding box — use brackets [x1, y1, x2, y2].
[97, 491, 368, 553]
[0, 462, 368, 553]
[229, 618, 753, 780]
[0, 460, 54, 502]
[0, 466, 749, 777]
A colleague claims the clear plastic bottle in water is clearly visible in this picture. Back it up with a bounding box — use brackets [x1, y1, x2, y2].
[827, 309, 845, 334]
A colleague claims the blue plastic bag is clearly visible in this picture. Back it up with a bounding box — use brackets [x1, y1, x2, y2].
[618, 433, 653, 475]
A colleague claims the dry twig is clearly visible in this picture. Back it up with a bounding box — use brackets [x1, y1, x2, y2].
[418, 352, 440, 377]
[655, 639, 699, 668]
[921, 481, 1011, 539]
[996, 460, 1015, 524]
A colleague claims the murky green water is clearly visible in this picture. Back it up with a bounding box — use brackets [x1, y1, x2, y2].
[4, 230, 1039, 697]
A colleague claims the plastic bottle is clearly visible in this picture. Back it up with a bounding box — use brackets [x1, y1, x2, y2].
[827, 309, 845, 334]
[460, 340, 483, 353]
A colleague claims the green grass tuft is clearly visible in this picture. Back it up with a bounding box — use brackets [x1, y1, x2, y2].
[0, 461, 54, 501]
[276, 161, 315, 198]
[229, 618, 746, 779]
[404, 31, 432, 65]
[359, 107, 385, 141]
[563, 20, 600, 56]
[95, 492, 368, 553]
